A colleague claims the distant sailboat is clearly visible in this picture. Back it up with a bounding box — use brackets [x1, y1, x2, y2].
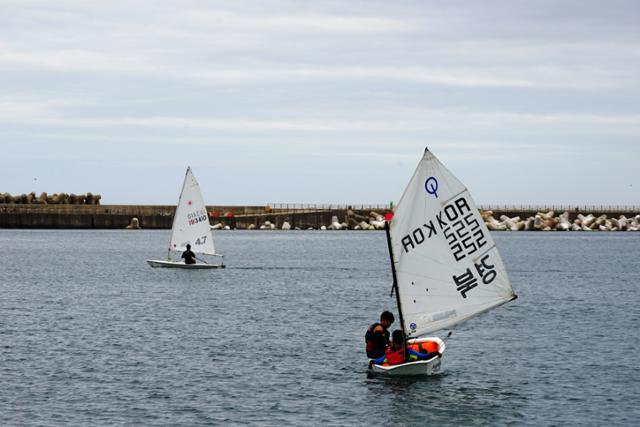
[370, 148, 516, 375]
[146, 167, 225, 269]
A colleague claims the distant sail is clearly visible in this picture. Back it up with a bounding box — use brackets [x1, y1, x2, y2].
[169, 167, 216, 255]
[390, 148, 515, 338]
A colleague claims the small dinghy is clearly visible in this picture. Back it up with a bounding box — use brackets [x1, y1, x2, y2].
[369, 337, 446, 376]
[146, 259, 224, 269]
[147, 167, 225, 269]
[370, 148, 517, 376]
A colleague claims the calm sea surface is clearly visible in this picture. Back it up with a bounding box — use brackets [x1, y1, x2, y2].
[1, 230, 639, 426]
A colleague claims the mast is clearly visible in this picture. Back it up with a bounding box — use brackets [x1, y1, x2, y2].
[168, 167, 190, 254]
[384, 220, 408, 359]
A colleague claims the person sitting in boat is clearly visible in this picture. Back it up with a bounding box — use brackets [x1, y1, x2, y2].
[370, 330, 437, 366]
[365, 311, 394, 359]
[181, 244, 196, 264]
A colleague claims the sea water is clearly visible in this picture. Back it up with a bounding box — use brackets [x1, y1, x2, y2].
[1, 230, 638, 426]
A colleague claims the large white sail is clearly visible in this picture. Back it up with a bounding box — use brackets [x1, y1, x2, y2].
[390, 148, 516, 338]
[168, 167, 216, 256]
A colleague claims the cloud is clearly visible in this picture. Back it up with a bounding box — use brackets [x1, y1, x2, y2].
[190, 67, 540, 88]
[2, 4, 637, 90]
[2, 98, 638, 135]
[0, 47, 155, 73]
[179, 9, 415, 34]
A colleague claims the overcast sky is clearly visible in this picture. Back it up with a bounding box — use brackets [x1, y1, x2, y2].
[1, 0, 639, 206]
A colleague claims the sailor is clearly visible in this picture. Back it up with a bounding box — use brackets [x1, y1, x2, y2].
[181, 244, 196, 264]
[370, 329, 436, 366]
[365, 311, 394, 359]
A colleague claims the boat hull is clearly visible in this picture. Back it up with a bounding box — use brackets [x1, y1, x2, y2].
[146, 259, 225, 269]
[369, 337, 445, 376]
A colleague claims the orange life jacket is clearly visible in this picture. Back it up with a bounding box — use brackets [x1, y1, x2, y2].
[408, 341, 439, 354]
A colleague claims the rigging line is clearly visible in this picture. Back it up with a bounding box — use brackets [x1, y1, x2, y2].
[385, 221, 401, 305]
[195, 256, 209, 264]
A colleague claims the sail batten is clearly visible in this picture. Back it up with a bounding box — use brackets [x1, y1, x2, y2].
[168, 167, 216, 256]
[390, 149, 516, 338]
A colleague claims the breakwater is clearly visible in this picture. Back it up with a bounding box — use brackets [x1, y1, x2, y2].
[0, 204, 384, 230]
[1, 203, 639, 231]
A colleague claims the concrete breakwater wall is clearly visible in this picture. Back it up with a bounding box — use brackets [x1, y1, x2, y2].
[0, 204, 386, 230]
[0, 204, 173, 229]
[0, 204, 270, 229]
[1, 203, 639, 231]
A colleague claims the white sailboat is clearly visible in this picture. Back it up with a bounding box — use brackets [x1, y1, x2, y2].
[146, 167, 225, 269]
[370, 148, 517, 376]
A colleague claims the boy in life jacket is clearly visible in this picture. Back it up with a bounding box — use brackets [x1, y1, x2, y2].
[365, 311, 395, 359]
[370, 330, 438, 366]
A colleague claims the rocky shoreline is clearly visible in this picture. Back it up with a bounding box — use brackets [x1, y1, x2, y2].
[0, 192, 101, 205]
[481, 210, 640, 232]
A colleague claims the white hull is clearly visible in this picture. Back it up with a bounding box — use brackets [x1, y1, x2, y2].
[146, 259, 225, 269]
[369, 337, 445, 376]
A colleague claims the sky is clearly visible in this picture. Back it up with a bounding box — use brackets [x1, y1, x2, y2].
[1, 0, 639, 206]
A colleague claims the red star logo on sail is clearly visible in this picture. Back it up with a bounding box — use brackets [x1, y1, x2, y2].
[188, 200, 192, 205]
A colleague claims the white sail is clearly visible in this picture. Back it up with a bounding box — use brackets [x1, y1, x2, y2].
[168, 167, 216, 256]
[390, 148, 516, 338]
